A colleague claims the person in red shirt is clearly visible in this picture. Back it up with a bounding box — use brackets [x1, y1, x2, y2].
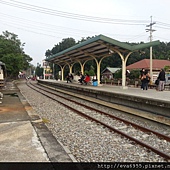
[83, 74, 91, 85]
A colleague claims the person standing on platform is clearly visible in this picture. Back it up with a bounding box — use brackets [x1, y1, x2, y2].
[141, 70, 150, 90]
[158, 68, 165, 91]
[139, 68, 145, 89]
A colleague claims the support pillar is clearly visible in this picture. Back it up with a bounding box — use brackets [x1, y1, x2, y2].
[61, 67, 64, 81]
[121, 60, 127, 89]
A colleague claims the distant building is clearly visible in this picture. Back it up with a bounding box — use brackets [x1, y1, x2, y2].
[42, 60, 52, 79]
[101, 67, 121, 79]
[126, 59, 170, 71]
[126, 59, 170, 82]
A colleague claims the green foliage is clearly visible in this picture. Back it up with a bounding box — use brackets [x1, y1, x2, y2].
[114, 69, 140, 79]
[114, 69, 122, 79]
[45, 37, 76, 58]
[1, 53, 23, 77]
[128, 70, 140, 79]
[84, 64, 96, 76]
[22, 54, 32, 70]
[164, 65, 170, 72]
[84, 69, 95, 76]
[0, 31, 32, 79]
[45, 37, 77, 77]
[35, 65, 43, 77]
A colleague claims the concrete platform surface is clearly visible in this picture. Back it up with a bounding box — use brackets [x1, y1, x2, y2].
[0, 82, 74, 164]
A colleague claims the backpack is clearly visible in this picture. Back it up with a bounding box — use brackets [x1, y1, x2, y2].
[155, 79, 159, 85]
[146, 76, 150, 82]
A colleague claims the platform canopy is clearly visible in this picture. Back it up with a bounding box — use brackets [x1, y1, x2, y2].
[46, 34, 160, 66]
[46, 34, 160, 88]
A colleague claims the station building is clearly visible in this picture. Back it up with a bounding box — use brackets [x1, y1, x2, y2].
[126, 59, 170, 83]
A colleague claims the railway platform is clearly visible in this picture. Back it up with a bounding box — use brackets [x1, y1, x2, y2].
[0, 81, 75, 164]
[39, 79, 170, 102]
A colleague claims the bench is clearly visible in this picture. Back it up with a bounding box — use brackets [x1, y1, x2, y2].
[148, 84, 156, 89]
[164, 84, 170, 90]
[82, 81, 92, 85]
[148, 84, 170, 90]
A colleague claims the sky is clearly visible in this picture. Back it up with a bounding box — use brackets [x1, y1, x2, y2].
[1, 0, 170, 66]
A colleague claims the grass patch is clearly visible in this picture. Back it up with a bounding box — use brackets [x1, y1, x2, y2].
[4, 93, 18, 97]
[42, 117, 50, 123]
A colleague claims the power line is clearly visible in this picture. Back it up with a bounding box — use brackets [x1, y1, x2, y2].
[0, 12, 97, 34]
[0, 0, 149, 25]
[2, 1, 170, 43]
[0, 12, 148, 40]
[0, 13, 97, 37]
[0, 21, 59, 38]
[156, 21, 170, 27]
[127, 32, 146, 41]
[154, 36, 170, 41]
[155, 25, 170, 30]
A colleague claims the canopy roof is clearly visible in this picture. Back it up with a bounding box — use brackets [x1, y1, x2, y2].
[46, 34, 160, 66]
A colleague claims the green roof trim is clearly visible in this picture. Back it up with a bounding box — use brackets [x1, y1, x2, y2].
[131, 41, 160, 51]
[46, 34, 160, 61]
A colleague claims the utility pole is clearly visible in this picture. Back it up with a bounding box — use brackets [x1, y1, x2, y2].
[146, 16, 156, 83]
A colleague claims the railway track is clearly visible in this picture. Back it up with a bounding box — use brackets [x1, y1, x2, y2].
[27, 80, 170, 161]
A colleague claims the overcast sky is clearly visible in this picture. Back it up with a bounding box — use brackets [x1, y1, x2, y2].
[1, 0, 170, 66]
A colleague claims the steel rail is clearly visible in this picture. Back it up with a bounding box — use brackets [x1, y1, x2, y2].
[27, 81, 170, 161]
[32, 81, 170, 142]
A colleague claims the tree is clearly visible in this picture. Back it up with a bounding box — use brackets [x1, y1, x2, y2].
[45, 37, 77, 77]
[0, 31, 32, 79]
[164, 65, 170, 72]
[35, 63, 43, 77]
[45, 37, 76, 58]
[22, 53, 33, 70]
